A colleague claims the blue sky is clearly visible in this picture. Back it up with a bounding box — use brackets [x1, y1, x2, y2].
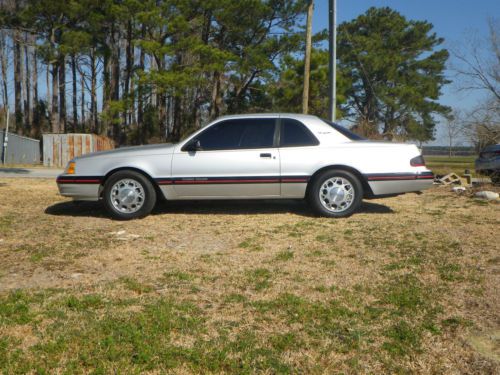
[312, 0, 500, 145]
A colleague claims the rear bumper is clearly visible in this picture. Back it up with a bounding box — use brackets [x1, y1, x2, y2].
[365, 171, 434, 196]
[56, 175, 102, 201]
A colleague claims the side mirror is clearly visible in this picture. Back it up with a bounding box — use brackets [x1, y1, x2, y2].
[183, 139, 202, 152]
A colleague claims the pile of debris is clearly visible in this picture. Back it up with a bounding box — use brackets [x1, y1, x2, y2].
[434, 172, 499, 201]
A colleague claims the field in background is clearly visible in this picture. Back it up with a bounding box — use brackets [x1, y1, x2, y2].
[425, 155, 476, 176]
[0, 178, 498, 374]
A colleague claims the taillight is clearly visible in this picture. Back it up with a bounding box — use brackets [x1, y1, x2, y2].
[410, 155, 426, 167]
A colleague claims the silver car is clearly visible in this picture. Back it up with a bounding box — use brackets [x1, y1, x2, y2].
[57, 113, 434, 219]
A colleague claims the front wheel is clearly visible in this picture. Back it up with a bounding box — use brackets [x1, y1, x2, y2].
[103, 170, 157, 220]
[308, 169, 363, 218]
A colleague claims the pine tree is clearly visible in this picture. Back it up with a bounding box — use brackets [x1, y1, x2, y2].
[337, 7, 450, 141]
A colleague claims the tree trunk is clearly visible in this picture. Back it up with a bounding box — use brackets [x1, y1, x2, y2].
[111, 44, 120, 142]
[51, 62, 59, 133]
[209, 71, 222, 119]
[23, 38, 31, 132]
[172, 96, 182, 142]
[137, 37, 145, 141]
[157, 55, 167, 139]
[0, 31, 8, 109]
[32, 48, 38, 109]
[124, 20, 133, 127]
[159, 92, 167, 139]
[49, 25, 59, 133]
[13, 30, 23, 133]
[59, 54, 66, 133]
[71, 54, 78, 132]
[302, 0, 313, 114]
[31, 46, 40, 138]
[90, 50, 98, 133]
[129, 66, 135, 126]
[102, 51, 110, 136]
[166, 95, 172, 135]
[46, 62, 51, 115]
[449, 135, 453, 158]
[80, 66, 85, 131]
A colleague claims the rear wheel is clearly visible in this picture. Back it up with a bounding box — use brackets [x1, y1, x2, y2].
[103, 170, 156, 220]
[308, 169, 363, 218]
[491, 171, 500, 185]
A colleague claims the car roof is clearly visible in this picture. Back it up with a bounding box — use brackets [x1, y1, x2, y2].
[215, 113, 320, 121]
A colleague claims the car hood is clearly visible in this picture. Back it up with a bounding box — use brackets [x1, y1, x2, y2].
[75, 143, 175, 160]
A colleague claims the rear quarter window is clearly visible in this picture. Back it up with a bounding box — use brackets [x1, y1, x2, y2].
[321, 119, 366, 141]
[280, 118, 319, 147]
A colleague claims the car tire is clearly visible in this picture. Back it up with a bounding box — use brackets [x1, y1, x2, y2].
[491, 171, 500, 185]
[308, 169, 363, 218]
[103, 170, 157, 220]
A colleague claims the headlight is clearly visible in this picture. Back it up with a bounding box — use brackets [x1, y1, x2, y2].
[65, 161, 76, 174]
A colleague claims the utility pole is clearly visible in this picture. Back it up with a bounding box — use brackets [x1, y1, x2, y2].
[328, 0, 337, 122]
[302, 0, 314, 114]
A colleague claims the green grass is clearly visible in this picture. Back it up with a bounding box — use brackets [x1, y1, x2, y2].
[251, 293, 362, 353]
[0, 213, 16, 233]
[0, 259, 482, 373]
[245, 268, 273, 291]
[437, 263, 464, 282]
[274, 250, 294, 261]
[163, 270, 193, 282]
[224, 293, 248, 304]
[0, 291, 34, 325]
[0, 292, 301, 374]
[13, 244, 52, 263]
[425, 155, 475, 176]
[120, 277, 154, 294]
[63, 294, 106, 311]
[238, 237, 263, 251]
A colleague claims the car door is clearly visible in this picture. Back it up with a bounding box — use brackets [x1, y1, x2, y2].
[171, 117, 280, 198]
[278, 117, 321, 198]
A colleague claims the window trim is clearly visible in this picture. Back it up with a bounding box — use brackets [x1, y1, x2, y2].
[278, 118, 320, 148]
[181, 118, 279, 152]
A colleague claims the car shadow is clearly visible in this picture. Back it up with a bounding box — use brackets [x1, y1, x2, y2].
[45, 201, 109, 218]
[45, 199, 393, 218]
[0, 168, 30, 174]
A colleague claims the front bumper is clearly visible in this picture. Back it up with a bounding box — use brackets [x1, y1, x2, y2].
[56, 175, 102, 201]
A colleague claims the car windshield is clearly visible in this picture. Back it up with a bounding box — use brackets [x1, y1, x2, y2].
[321, 119, 366, 141]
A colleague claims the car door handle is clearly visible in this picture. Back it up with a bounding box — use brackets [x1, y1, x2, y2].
[260, 153, 272, 158]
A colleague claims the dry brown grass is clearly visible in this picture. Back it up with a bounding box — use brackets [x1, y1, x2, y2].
[0, 177, 499, 374]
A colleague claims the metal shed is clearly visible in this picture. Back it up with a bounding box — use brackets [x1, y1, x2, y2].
[1, 130, 41, 164]
[43, 133, 114, 168]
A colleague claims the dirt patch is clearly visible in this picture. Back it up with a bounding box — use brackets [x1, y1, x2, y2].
[467, 331, 500, 362]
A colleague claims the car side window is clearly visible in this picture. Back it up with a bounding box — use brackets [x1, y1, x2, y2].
[194, 119, 276, 150]
[239, 119, 275, 148]
[195, 121, 244, 150]
[280, 118, 319, 147]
